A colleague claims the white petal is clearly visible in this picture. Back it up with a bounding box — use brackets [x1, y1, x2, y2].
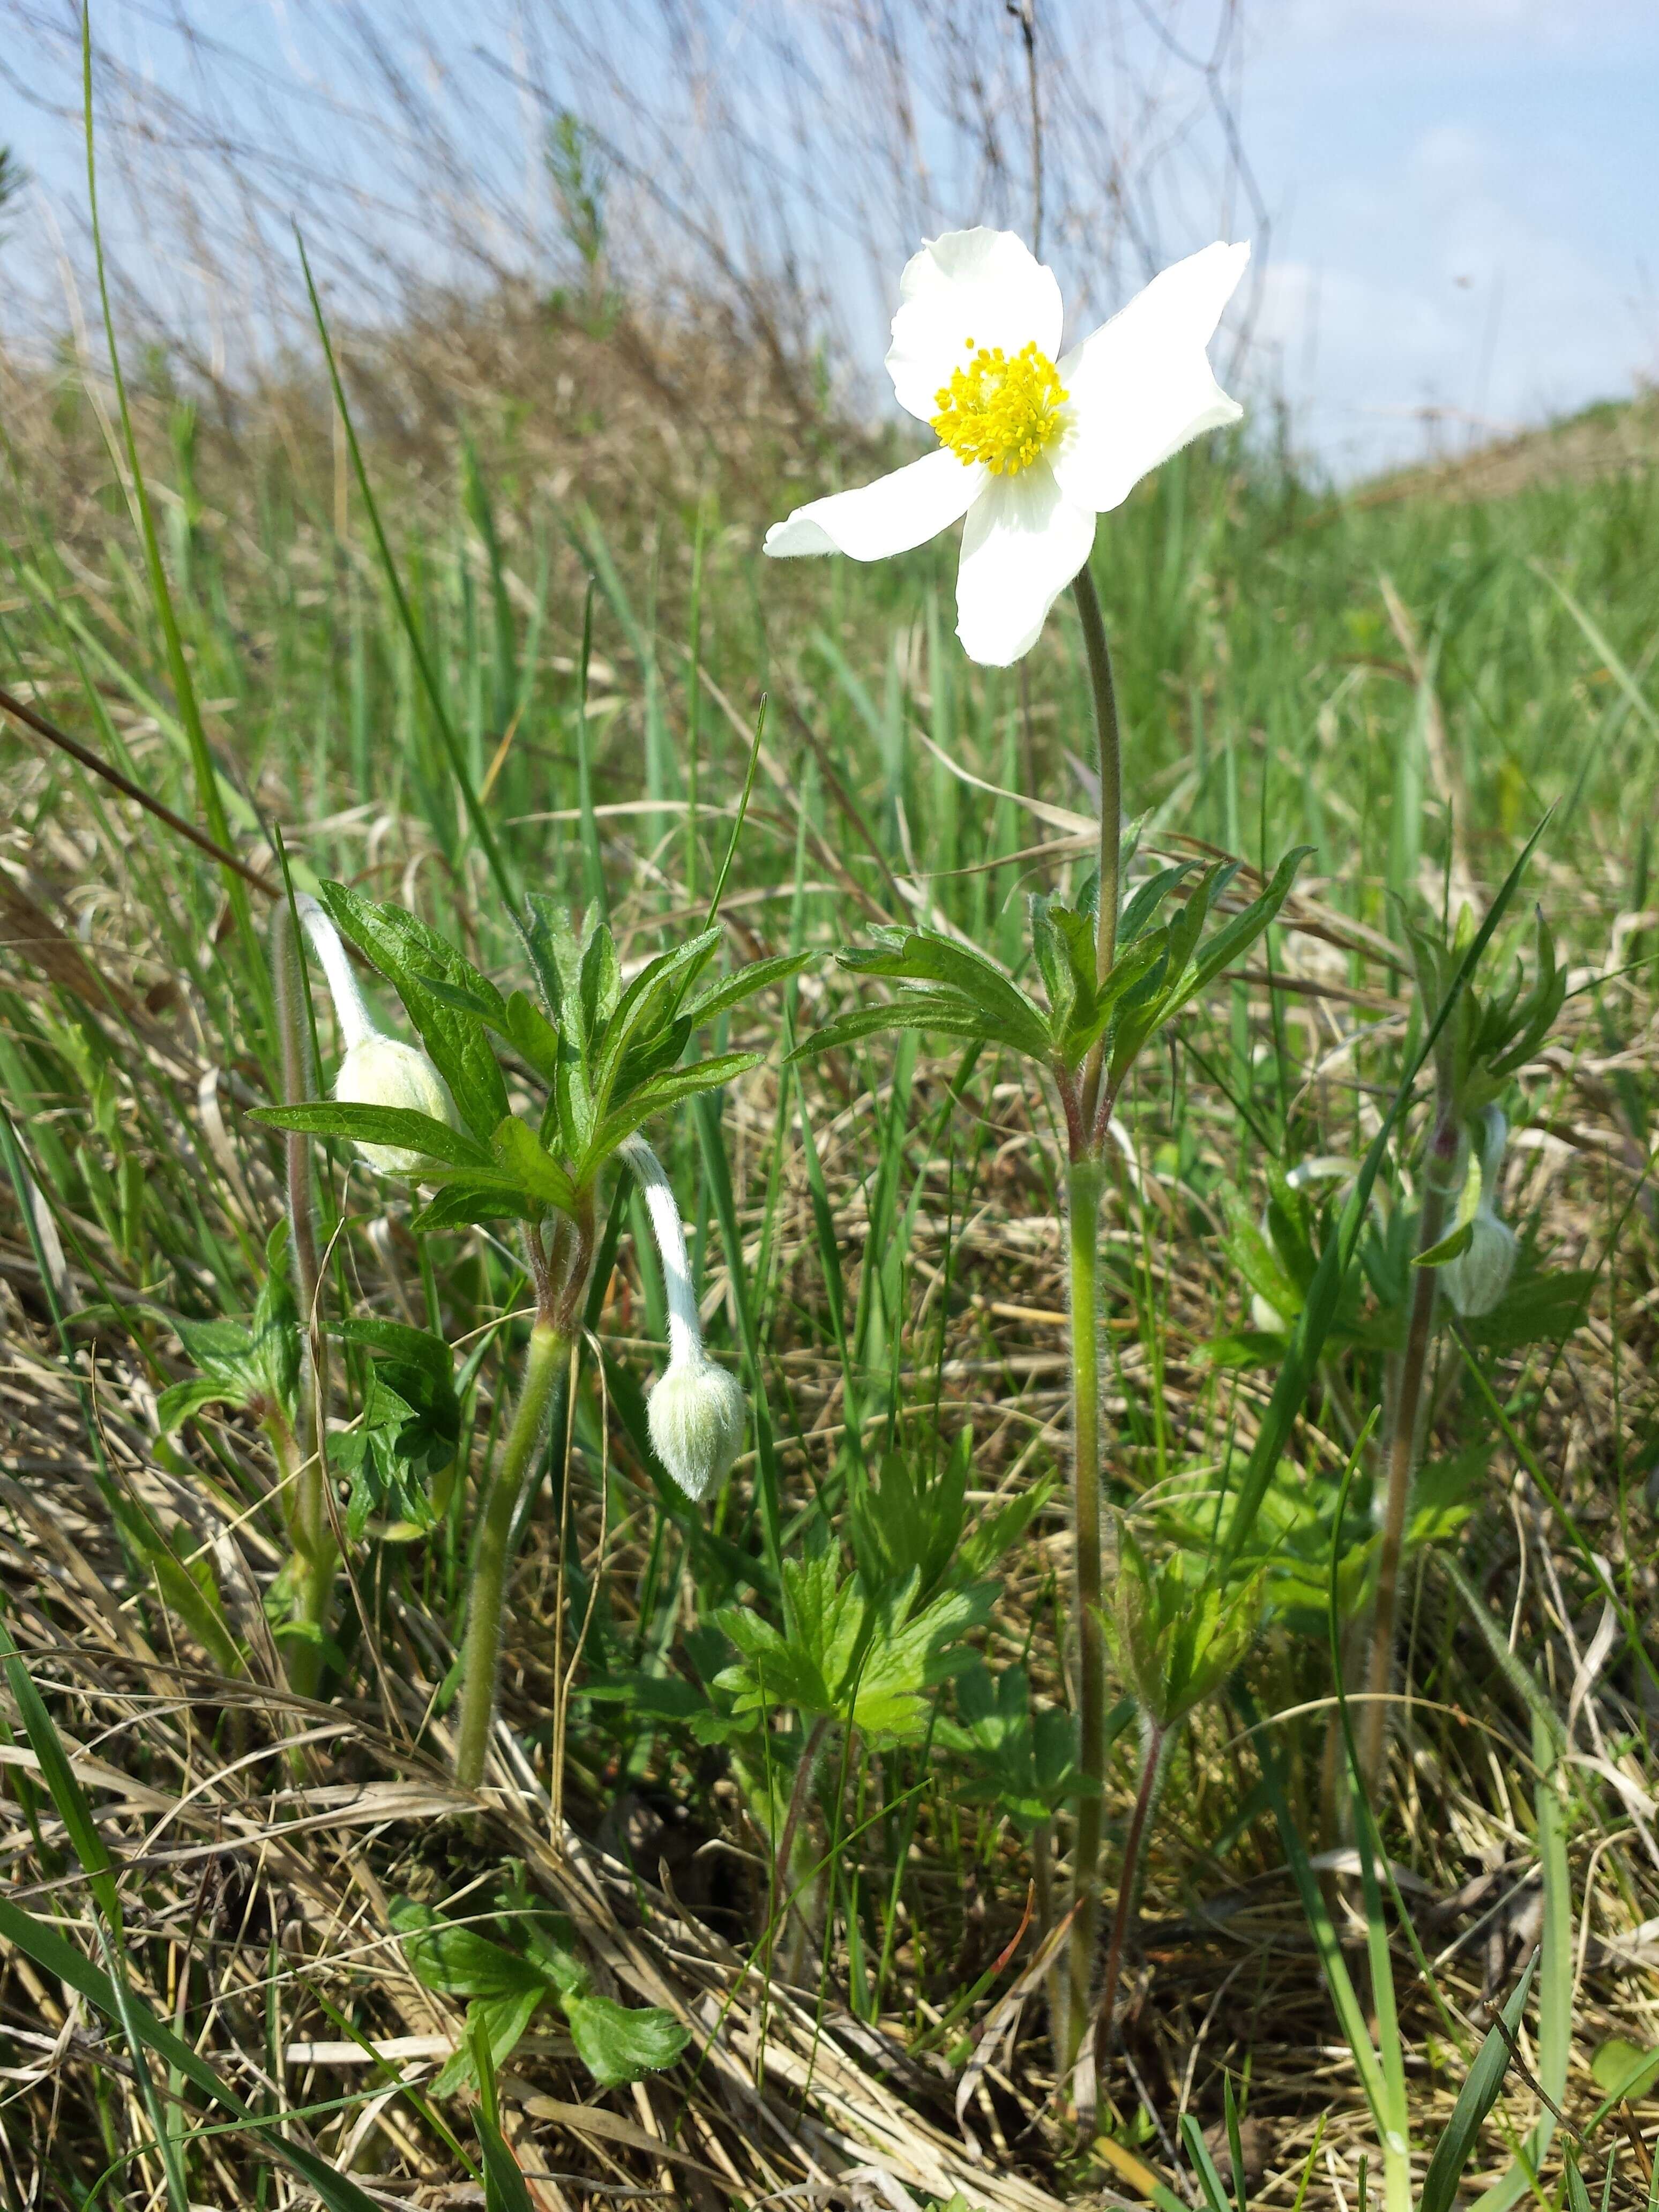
[954, 465, 1096, 667]
[885, 227, 1064, 424]
[764, 447, 983, 562]
[1050, 241, 1249, 514]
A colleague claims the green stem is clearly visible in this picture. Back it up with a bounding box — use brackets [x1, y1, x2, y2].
[1072, 565, 1122, 1136]
[1358, 1105, 1458, 1789]
[1064, 1152, 1106, 2063]
[454, 1321, 568, 1790]
[271, 902, 334, 1710]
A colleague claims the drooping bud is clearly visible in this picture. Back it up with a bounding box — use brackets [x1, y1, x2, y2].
[623, 1134, 749, 1503]
[295, 894, 457, 1175]
[1441, 1107, 1517, 1319]
[646, 1351, 748, 1504]
[334, 1035, 457, 1174]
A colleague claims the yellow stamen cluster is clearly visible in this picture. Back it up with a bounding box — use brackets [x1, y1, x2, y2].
[930, 337, 1068, 475]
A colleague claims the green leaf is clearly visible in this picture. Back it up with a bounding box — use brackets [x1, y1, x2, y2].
[491, 1114, 579, 1212]
[1059, 932, 1167, 1062]
[1119, 860, 1201, 944]
[431, 1985, 546, 2098]
[1415, 1217, 1475, 1268]
[715, 1549, 988, 1741]
[589, 928, 721, 1104]
[412, 1177, 543, 1232]
[1589, 2039, 1659, 2103]
[391, 1897, 546, 1999]
[253, 1101, 490, 1172]
[503, 988, 562, 1082]
[839, 928, 1051, 1059]
[147, 1541, 245, 1677]
[788, 995, 999, 1063]
[1182, 2111, 1238, 2212]
[319, 883, 510, 1142]
[681, 951, 812, 1029]
[562, 1993, 689, 2088]
[1105, 1531, 1264, 1728]
[581, 1052, 762, 1173]
[1466, 1265, 1595, 1353]
[1027, 896, 1081, 1035]
[155, 1376, 241, 1434]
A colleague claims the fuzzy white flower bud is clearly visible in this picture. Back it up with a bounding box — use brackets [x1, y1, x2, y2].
[647, 1351, 748, 1503]
[335, 1034, 457, 1174]
[623, 1134, 750, 1503]
[1441, 1210, 1518, 1318]
[1441, 1108, 1517, 1319]
[295, 894, 456, 1175]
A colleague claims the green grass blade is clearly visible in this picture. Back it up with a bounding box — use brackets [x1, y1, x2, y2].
[1421, 1955, 1537, 2212]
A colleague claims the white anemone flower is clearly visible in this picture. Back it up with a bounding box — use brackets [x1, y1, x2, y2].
[765, 229, 1249, 666]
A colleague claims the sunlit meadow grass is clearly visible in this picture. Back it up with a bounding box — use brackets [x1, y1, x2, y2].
[1, 345, 1656, 2208]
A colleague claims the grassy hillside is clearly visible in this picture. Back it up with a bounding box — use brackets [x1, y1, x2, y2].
[1, 321, 1656, 2210]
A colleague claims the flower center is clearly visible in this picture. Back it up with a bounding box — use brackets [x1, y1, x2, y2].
[930, 337, 1068, 475]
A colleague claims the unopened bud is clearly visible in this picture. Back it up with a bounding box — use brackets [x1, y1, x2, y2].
[1441, 1107, 1516, 1318]
[335, 1034, 456, 1174]
[1441, 1209, 1517, 1318]
[295, 893, 456, 1175]
[622, 1133, 749, 1501]
[648, 1352, 747, 1503]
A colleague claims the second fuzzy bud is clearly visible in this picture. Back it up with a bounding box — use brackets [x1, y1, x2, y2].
[1440, 1107, 1517, 1320]
[624, 1136, 747, 1503]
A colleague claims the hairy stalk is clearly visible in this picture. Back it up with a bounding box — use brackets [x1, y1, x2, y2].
[1056, 563, 1125, 2085]
[1093, 1715, 1169, 2070]
[1072, 565, 1122, 1134]
[271, 903, 333, 1707]
[1064, 1151, 1107, 2061]
[454, 1316, 569, 1790]
[1358, 1105, 1458, 1789]
[454, 1198, 594, 1789]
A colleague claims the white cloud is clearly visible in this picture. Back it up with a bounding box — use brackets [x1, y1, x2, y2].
[1238, 21, 1657, 475]
[1261, 0, 1653, 52]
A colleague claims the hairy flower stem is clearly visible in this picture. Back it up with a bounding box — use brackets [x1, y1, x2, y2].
[1064, 1152, 1107, 2061]
[454, 1317, 570, 1791]
[271, 902, 334, 1708]
[1072, 565, 1122, 1136]
[1358, 1105, 1458, 1790]
[1055, 563, 1126, 2081]
[1094, 1715, 1169, 2072]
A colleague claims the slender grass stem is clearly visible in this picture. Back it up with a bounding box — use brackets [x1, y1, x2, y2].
[1094, 1715, 1168, 2072]
[1358, 1105, 1458, 1789]
[1064, 1152, 1106, 2062]
[454, 1320, 569, 1790]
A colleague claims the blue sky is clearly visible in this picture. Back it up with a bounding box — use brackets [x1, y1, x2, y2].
[1241, 0, 1658, 468]
[3, 1, 1653, 478]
